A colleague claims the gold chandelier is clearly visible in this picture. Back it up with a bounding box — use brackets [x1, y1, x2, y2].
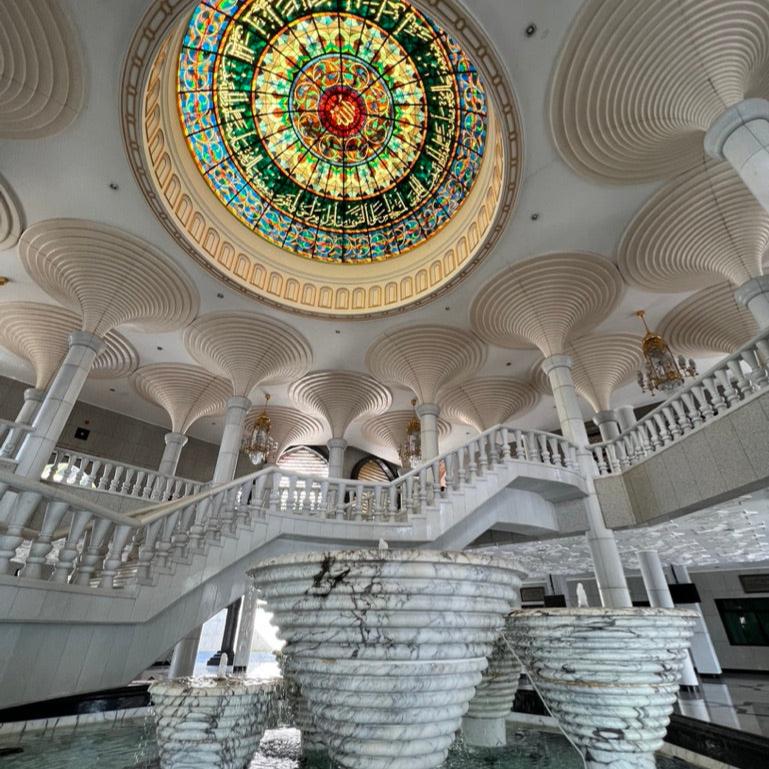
[398, 399, 422, 470]
[244, 394, 278, 465]
[635, 311, 698, 395]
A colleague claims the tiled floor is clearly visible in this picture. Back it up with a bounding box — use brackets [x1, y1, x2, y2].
[677, 673, 769, 737]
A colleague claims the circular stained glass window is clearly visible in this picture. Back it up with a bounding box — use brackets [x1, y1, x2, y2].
[178, 0, 488, 264]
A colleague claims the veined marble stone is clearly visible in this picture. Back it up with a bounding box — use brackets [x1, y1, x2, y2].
[149, 677, 276, 769]
[506, 608, 697, 769]
[249, 549, 525, 769]
[462, 635, 522, 747]
[275, 652, 326, 754]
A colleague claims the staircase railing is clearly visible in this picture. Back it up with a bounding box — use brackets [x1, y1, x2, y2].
[592, 328, 769, 476]
[0, 424, 580, 590]
[0, 419, 34, 461]
[41, 446, 202, 501]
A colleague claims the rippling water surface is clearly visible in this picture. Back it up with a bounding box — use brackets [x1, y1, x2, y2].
[0, 721, 698, 769]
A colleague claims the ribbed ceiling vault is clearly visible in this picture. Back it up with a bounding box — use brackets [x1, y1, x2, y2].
[184, 312, 313, 398]
[438, 377, 538, 433]
[550, 0, 769, 182]
[0, 302, 138, 389]
[131, 364, 232, 434]
[0, 174, 23, 251]
[0, 0, 85, 139]
[659, 283, 758, 356]
[470, 253, 624, 357]
[18, 219, 199, 337]
[362, 410, 452, 455]
[244, 405, 324, 455]
[289, 371, 392, 439]
[618, 163, 769, 291]
[365, 325, 486, 405]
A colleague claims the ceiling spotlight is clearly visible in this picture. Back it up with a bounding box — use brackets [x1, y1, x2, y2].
[530, 212, 540, 221]
[109, 388, 116, 392]
[506, 362, 512, 367]
[216, 292, 224, 298]
[156, 346, 164, 351]
[525, 23, 537, 38]
[108, 182, 119, 191]
[335, 329, 341, 334]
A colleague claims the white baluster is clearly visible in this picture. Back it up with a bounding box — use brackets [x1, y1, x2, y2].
[52, 510, 94, 584]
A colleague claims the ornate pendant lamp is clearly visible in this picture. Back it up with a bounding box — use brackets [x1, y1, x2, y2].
[245, 394, 277, 466]
[636, 311, 698, 394]
[398, 399, 422, 470]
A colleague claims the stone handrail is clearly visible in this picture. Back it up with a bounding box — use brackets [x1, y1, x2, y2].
[41, 446, 203, 501]
[0, 419, 34, 460]
[1, 424, 580, 589]
[592, 329, 769, 476]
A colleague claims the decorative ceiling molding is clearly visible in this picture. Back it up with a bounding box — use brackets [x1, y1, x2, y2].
[121, 0, 522, 318]
[366, 324, 486, 405]
[362, 410, 452, 454]
[244, 405, 325, 455]
[0, 302, 138, 388]
[618, 163, 769, 291]
[184, 312, 313, 398]
[131, 364, 232, 434]
[438, 377, 538, 433]
[549, 0, 769, 182]
[0, 174, 23, 251]
[0, 0, 86, 139]
[565, 334, 643, 413]
[18, 219, 200, 337]
[289, 370, 392, 439]
[659, 283, 758, 357]
[470, 253, 624, 357]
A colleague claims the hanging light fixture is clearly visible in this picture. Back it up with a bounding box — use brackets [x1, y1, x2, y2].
[398, 399, 422, 470]
[244, 394, 277, 466]
[635, 310, 698, 395]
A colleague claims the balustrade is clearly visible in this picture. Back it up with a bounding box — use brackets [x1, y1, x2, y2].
[592, 329, 769, 475]
[0, 424, 578, 592]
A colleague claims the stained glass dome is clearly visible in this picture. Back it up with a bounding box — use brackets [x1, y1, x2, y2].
[178, 0, 488, 264]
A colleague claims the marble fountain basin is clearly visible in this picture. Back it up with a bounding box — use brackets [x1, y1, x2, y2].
[249, 549, 525, 769]
[149, 676, 276, 769]
[506, 607, 697, 769]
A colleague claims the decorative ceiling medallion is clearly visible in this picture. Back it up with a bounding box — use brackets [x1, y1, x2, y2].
[178, 0, 488, 263]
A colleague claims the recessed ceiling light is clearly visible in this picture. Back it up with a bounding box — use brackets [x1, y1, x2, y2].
[109, 182, 119, 191]
[157, 346, 163, 351]
[335, 329, 341, 334]
[216, 292, 224, 298]
[525, 23, 537, 37]
[444, 306, 450, 311]
[506, 362, 512, 367]
[530, 212, 540, 221]
[109, 387, 116, 392]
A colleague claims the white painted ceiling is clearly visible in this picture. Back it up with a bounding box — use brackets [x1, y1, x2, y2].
[0, 0, 727, 454]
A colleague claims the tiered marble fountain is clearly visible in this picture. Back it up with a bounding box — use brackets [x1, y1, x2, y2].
[462, 636, 522, 748]
[249, 549, 525, 769]
[149, 676, 276, 769]
[506, 608, 697, 769]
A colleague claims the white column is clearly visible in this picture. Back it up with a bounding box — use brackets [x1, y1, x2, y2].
[541, 355, 588, 445]
[637, 550, 699, 688]
[14, 331, 104, 479]
[170, 395, 251, 678]
[212, 396, 251, 483]
[593, 410, 620, 442]
[735, 275, 769, 328]
[705, 98, 769, 215]
[416, 403, 440, 460]
[0, 387, 45, 459]
[670, 564, 722, 676]
[158, 431, 188, 477]
[327, 438, 347, 479]
[541, 355, 632, 609]
[233, 586, 259, 673]
[615, 405, 637, 433]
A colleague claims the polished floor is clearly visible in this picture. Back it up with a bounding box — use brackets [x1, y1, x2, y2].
[677, 673, 769, 738]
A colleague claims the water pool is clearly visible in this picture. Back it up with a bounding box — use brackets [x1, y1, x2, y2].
[0, 721, 698, 769]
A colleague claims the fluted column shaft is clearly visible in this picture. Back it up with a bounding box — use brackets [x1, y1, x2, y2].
[327, 437, 347, 479]
[416, 403, 440, 460]
[0, 387, 45, 459]
[593, 410, 621, 442]
[637, 551, 698, 687]
[706, 98, 769, 219]
[542, 355, 631, 609]
[158, 431, 188, 477]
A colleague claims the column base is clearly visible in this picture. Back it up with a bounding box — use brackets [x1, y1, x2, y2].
[461, 715, 507, 748]
[206, 649, 235, 667]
